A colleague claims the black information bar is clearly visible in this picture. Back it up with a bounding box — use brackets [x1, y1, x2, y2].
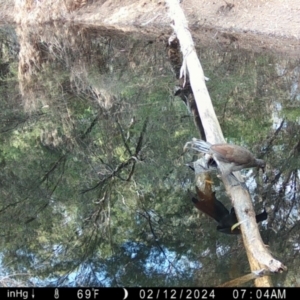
[0, 287, 291, 300]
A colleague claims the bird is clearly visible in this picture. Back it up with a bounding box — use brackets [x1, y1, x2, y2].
[190, 187, 267, 234]
[185, 139, 265, 184]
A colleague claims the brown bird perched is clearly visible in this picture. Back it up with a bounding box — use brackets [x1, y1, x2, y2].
[185, 139, 265, 182]
[190, 187, 267, 234]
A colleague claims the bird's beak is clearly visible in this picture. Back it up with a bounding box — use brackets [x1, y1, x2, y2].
[183, 141, 191, 152]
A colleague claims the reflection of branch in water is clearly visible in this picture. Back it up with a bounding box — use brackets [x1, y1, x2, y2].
[81, 118, 148, 193]
[25, 155, 67, 224]
[81, 114, 99, 138]
[139, 210, 181, 275]
[116, 119, 132, 156]
[281, 170, 298, 230]
[267, 135, 300, 231]
[40, 155, 67, 184]
[264, 119, 285, 154]
[83, 191, 110, 230]
[135, 117, 148, 156]
[80, 158, 135, 194]
[218, 269, 270, 287]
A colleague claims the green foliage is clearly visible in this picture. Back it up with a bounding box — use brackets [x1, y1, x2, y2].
[0, 25, 298, 288]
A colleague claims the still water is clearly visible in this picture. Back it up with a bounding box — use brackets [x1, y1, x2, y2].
[0, 24, 299, 287]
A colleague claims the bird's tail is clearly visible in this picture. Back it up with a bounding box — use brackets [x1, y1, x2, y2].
[189, 139, 211, 154]
[255, 208, 268, 223]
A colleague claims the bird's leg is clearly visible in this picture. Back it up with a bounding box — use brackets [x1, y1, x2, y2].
[228, 173, 239, 186]
[228, 173, 248, 190]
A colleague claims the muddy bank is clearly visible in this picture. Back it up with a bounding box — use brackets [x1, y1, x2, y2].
[1, 0, 300, 56]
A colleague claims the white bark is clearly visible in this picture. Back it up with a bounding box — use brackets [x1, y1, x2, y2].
[167, 0, 224, 144]
[166, 0, 286, 280]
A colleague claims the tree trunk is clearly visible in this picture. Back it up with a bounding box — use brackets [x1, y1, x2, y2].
[166, 0, 286, 286]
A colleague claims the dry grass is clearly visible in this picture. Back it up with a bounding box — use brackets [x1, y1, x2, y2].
[0, 0, 14, 24]
[64, 0, 88, 13]
[12, 0, 98, 24]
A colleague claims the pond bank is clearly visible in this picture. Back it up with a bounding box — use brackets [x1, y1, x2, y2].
[1, 0, 300, 56]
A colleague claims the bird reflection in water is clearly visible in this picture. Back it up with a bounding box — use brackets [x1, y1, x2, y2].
[190, 186, 267, 234]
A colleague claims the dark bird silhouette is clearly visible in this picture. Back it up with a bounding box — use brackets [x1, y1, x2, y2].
[190, 187, 267, 234]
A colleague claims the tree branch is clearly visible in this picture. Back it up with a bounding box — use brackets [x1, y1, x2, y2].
[166, 0, 286, 283]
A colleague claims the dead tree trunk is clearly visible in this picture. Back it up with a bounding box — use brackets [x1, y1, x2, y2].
[166, 0, 286, 286]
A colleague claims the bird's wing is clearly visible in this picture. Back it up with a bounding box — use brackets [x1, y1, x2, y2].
[211, 144, 254, 165]
[192, 186, 230, 222]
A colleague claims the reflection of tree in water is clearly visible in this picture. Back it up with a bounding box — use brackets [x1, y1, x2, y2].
[261, 120, 300, 286]
[0, 24, 300, 286]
